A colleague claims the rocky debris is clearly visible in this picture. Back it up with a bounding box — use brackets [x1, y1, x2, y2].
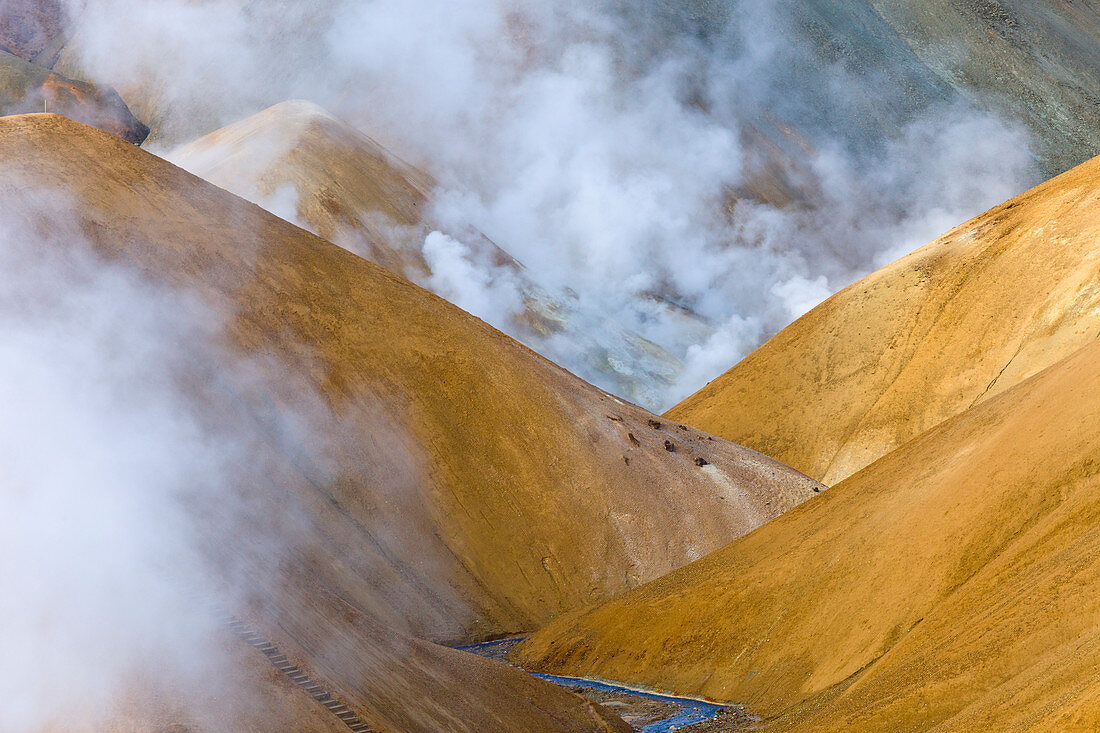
[647, 419, 662, 430]
[627, 433, 640, 447]
[694, 457, 708, 467]
[675, 707, 756, 731]
[562, 686, 681, 730]
[664, 440, 676, 452]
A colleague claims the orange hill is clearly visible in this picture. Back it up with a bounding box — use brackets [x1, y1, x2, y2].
[0, 107, 818, 669]
[0, 112, 650, 731]
[170, 99, 445, 279]
[1, 48, 148, 143]
[516, 333, 1100, 732]
[669, 151, 1100, 485]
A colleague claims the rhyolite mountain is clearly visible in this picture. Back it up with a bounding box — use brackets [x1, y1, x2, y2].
[516, 335, 1100, 731]
[5, 111, 774, 730]
[513, 145, 1100, 732]
[0, 106, 818, 664]
[0, 47, 147, 143]
[669, 135, 1100, 485]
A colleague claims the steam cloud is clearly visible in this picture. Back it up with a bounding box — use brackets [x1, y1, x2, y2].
[0, 188, 212, 728]
[0, 2, 1045, 726]
[59, 0, 1038, 410]
[0, 181, 345, 729]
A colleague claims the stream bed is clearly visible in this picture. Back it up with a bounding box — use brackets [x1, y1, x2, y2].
[456, 637, 754, 731]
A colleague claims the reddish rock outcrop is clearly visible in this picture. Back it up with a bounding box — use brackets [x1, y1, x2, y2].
[1, 49, 149, 144]
[40, 69, 150, 143]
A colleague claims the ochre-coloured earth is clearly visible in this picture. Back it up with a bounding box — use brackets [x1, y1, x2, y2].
[0, 113, 821, 730]
[670, 149, 1100, 485]
[514, 152, 1100, 733]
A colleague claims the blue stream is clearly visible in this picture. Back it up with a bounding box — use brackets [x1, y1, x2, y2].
[532, 672, 724, 732]
[456, 639, 725, 732]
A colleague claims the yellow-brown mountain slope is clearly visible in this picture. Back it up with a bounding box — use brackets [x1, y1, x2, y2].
[0, 123, 640, 731]
[0, 113, 637, 731]
[0, 113, 819, 647]
[669, 151, 1100, 485]
[515, 336, 1100, 732]
[169, 99, 445, 278]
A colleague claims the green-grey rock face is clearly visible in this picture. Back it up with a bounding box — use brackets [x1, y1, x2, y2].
[617, 0, 1100, 179]
[869, 0, 1100, 176]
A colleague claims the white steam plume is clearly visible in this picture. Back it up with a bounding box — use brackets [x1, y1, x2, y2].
[0, 182, 332, 729]
[61, 0, 1039, 408]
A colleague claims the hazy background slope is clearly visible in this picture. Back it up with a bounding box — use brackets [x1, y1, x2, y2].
[0, 0, 66, 65]
[669, 145, 1100, 484]
[634, 0, 1100, 177]
[514, 335, 1100, 732]
[868, 0, 1100, 176]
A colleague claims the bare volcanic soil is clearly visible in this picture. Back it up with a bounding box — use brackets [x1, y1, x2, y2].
[516, 335, 1100, 732]
[670, 145, 1100, 485]
[0, 112, 640, 733]
[0, 113, 822, 730]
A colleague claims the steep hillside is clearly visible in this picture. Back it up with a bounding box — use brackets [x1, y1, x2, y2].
[868, 0, 1100, 176]
[0, 114, 819, 648]
[633, 0, 1100, 178]
[79, 607, 628, 732]
[515, 336, 1100, 732]
[0, 111, 650, 732]
[670, 150, 1100, 484]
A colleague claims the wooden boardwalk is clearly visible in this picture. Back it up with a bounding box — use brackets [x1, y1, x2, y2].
[221, 613, 374, 732]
